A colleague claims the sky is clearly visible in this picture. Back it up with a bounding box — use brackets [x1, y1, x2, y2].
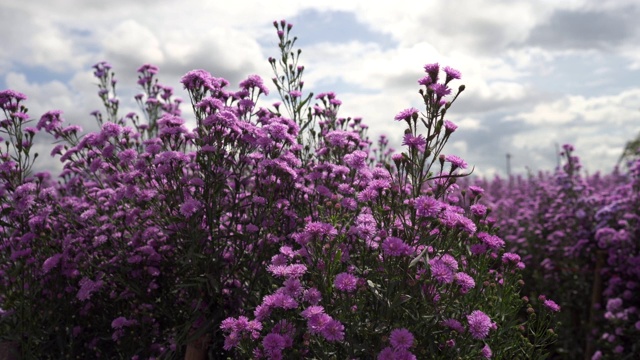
[2, 0, 640, 178]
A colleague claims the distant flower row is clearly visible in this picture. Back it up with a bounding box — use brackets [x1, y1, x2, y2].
[471, 144, 640, 359]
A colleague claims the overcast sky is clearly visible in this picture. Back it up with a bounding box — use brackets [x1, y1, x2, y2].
[2, 0, 640, 178]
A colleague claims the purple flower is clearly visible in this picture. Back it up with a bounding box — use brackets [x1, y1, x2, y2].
[606, 298, 623, 312]
[179, 198, 201, 217]
[281, 278, 302, 298]
[357, 187, 379, 202]
[544, 299, 561, 312]
[180, 69, 213, 91]
[263, 333, 287, 353]
[101, 122, 122, 138]
[394, 108, 419, 122]
[324, 130, 349, 147]
[305, 221, 337, 238]
[378, 347, 395, 360]
[429, 258, 454, 284]
[0, 89, 27, 111]
[263, 293, 298, 310]
[445, 154, 467, 169]
[441, 318, 465, 333]
[118, 149, 137, 165]
[455, 272, 476, 292]
[444, 120, 458, 133]
[334, 272, 358, 292]
[303, 288, 322, 304]
[414, 196, 445, 218]
[289, 90, 302, 98]
[307, 313, 332, 334]
[480, 344, 492, 359]
[424, 63, 440, 78]
[402, 133, 426, 152]
[77, 277, 104, 301]
[467, 310, 493, 339]
[137, 63, 159, 74]
[321, 319, 345, 342]
[438, 254, 459, 270]
[382, 237, 411, 257]
[301, 305, 325, 319]
[502, 252, 521, 264]
[429, 83, 452, 97]
[283, 264, 307, 278]
[444, 66, 461, 81]
[111, 316, 135, 329]
[42, 253, 63, 273]
[470, 204, 487, 217]
[37, 110, 64, 132]
[239, 74, 269, 95]
[223, 331, 240, 351]
[417, 76, 432, 86]
[343, 150, 368, 169]
[389, 328, 414, 350]
[355, 213, 377, 240]
[477, 232, 505, 250]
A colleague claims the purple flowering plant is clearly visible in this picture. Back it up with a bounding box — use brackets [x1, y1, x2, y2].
[1, 19, 559, 359]
[471, 145, 640, 359]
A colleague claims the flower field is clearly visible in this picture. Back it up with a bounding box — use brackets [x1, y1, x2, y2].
[1, 20, 638, 360]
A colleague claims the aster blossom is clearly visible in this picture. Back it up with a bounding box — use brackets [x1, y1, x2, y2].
[467, 310, 495, 339]
[443, 66, 461, 81]
[389, 328, 414, 350]
[394, 107, 419, 122]
[334, 272, 358, 292]
[239, 74, 270, 95]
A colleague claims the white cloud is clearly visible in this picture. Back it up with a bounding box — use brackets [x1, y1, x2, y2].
[102, 20, 165, 66]
[507, 89, 640, 126]
[456, 117, 482, 130]
[2, 0, 640, 179]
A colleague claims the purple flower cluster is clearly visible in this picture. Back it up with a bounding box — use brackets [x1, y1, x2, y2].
[470, 145, 640, 358]
[0, 19, 556, 359]
[378, 328, 417, 359]
[467, 310, 496, 340]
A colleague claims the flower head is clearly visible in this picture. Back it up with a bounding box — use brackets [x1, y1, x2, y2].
[424, 63, 440, 80]
[441, 318, 465, 333]
[321, 319, 345, 342]
[445, 154, 468, 169]
[382, 237, 411, 257]
[181, 69, 213, 91]
[480, 344, 492, 359]
[239, 74, 269, 95]
[544, 299, 561, 312]
[444, 120, 458, 133]
[334, 272, 358, 292]
[390, 328, 414, 350]
[444, 66, 461, 82]
[455, 272, 476, 292]
[394, 108, 419, 122]
[467, 310, 494, 339]
[402, 133, 427, 152]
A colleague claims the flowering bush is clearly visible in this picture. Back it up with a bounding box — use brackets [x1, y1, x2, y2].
[0, 20, 558, 359]
[472, 146, 640, 359]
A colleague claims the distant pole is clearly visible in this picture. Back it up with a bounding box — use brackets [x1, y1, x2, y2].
[506, 153, 511, 178]
[555, 143, 561, 169]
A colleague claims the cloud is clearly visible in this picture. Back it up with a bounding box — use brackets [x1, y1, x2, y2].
[506, 89, 640, 126]
[3, 0, 640, 180]
[525, 7, 639, 51]
[102, 20, 165, 68]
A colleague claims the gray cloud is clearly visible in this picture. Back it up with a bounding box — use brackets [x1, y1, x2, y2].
[525, 7, 639, 51]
